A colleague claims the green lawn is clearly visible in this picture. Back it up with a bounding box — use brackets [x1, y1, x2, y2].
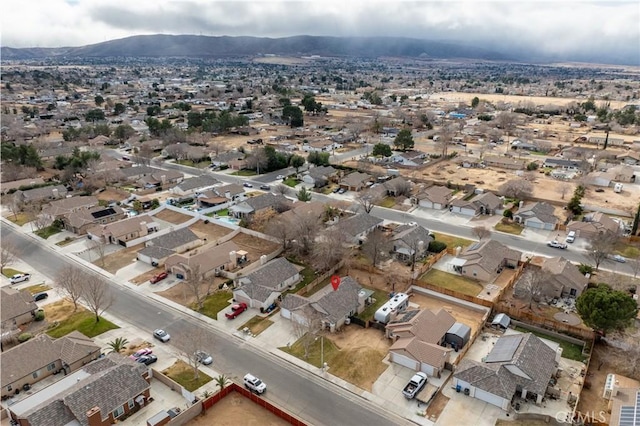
[35, 225, 63, 239]
[25, 283, 52, 294]
[284, 178, 300, 188]
[514, 326, 585, 362]
[432, 233, 473, 249]
[419, 269, 483, 297]
[7, 213, 31, 226]
[494, 220, 524, 235]
[163, 360, 212, 392]
[356, 289, 389, 320]
[195, 291, 233, 320]
[285, 267, 317, 295]
[231, 170, 258, 176]
[2, 268, 24, 278]
[214, 208, 229, 216]
[175, 160, 209, 168]
[47, 312, 119, 338]
[304, 277, 332, 297]
[280, 334, 340, 369]
[378, 197, 395, 208]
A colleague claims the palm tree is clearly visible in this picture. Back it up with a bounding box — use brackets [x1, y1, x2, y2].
[106, 337, 129, 354]
[214, 374, 228, 392]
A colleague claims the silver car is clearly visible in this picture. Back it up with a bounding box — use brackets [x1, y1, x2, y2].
[153, 329, 170, 342]
[195, 350, 213, 365]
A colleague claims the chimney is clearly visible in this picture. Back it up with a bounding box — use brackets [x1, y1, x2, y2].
[86, 406, 102, 426]
[230, 251, 236, 263]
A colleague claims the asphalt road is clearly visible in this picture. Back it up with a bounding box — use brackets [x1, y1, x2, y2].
[0, 223, 409, 426]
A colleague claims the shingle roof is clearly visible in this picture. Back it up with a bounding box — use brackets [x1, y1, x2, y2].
[64, 205, 125, 229]
[386, 309, 455, 344]
[390, 337, 451, 368]
[418, 185, 453, 204]
[459, 240, 522, 275]
[88, 214, 154, 239]
[311, 276, 361, 323]
[244, 193, 291, 212]
[42, 196, 99, 215]
[175, 175, 219, 192]
[341, 171, 372, 188]
[392, 225, 432, 250]
[0, 287, 38, 324]
[338, 213, 383, 238]
[541, 257, 589, 294]
[144, 227, 200, 251]
[281, 294, 309, 311]
[241, 258, 299, 290]
[164, 240, 239, 273]
[236, 282, 279, 303]
[307, 165, 337, 179]
[16, 185, 68, 202]
[516, 202, 558, 225]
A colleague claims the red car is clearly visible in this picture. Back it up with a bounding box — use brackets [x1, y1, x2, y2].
[150, 272, 168, 284]
[225, 302, 248, 319]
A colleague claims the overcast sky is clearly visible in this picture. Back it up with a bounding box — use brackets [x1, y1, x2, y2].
[2, 1, 639, 63]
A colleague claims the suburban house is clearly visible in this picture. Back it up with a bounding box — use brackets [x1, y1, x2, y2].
[567, 212, 621, 239]
[164, 240, 243, 279]
[0, 332, 101, 398]
[384, 177, 411, 197]
[7, 354, 150, 426]
[197, 183, 247, 209]
[61, 205, 127, 235]
[542, 158, 584, 171]
[136, 168, 184, 189]
[390, 151, 427, 167]
[233, 258, 301, 310]
[540, 256, 589, 299]
[335, 213, 383, 245]
[391, 224, 433, 263]
[170, 175, 219, 197]
[227, 157, 249, 170]
[616, 152, 640, 165]
[278, 201, 327, 226]
[301, 140, 342, 152]
[0, 178, 46, 195]
[229, 193, 292, 218]
[137, 227, 203, 266]
[453, 332, 559, 410]
[586, 165, 636, 187]
[453, 240, 522, 283]
[301, 165, 339, 188]
[339, 172, 372, 192]
[87, 214, 159, 246]
[513, 202, 559, 230]
[210, 150, 245, 168]
[386, 309, 456, 377]
[412, 185, 454, 210]
[1, 287, 39, 331]
[281, 276, 369, 332]
[482, 155, 526, 170]
[449, 191, 503, 216]
[14, 185, 68, 204]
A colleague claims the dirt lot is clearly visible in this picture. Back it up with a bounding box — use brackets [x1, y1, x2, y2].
[328, 324, 390, 353]
[231, 232, 280, 262]
[187, 391, 289, 426]
[157, 278, 226, 307]
[96, 244, 143, 274]
[188, 221, 234, 242]
[408, 292, 487, 336]
[153, 209, 193, 225]
[95, 188, 129, 203]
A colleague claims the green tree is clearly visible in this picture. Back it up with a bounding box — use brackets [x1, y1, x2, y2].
[94, 95, 104, 106]
[113, 124, 136, 142]
[308, 151, 330, 166]
[576, 284, 638, 333]
[372, 143, 392, 157]
[113, 103, 126, 115]
[297, 186, 312, 202]
[214, 374, 228, 391]
[393, 129, 414, 151]
[85, 109, 105, 122]
[290, 154, 306, 173]
[282, 105, 304, 127]
[107, 337, 129, 354]
[471, 97, 480, 108]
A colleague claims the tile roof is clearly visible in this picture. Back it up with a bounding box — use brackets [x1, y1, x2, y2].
[240, 258, 299, 290]
[0, 287, 38, 324]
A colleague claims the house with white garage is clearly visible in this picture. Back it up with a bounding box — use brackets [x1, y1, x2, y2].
[136, 227, 203, 266]
[233, 258, 301, 310]
[453, 240, 522, 283]
[449, 192, 503, 216]
[412, 185, 454, 210]
[386, 309, 456, 378]
[170, 175, 220, 197]
[513, 201, 558, 230]
[453, 332, 558, 410]
[302, 165, 339, 188]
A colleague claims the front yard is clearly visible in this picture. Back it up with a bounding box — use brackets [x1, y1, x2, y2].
[418, 269, 483, 297]
[2, 268, 24, 278]
[494, 219, 524, 235]
[163, 360, 212, 392]
[238, 315, 274, 335]
[35, 224, 62, 239]
[432, 232, 473, 249]
[45, 300, 119, 338]
[195, 290, 233, 320]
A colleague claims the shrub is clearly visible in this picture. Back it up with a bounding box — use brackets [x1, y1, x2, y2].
[34, 310, 45, 321]
[428, 240, 447, 253]
[503, 209, 513, 219]
[18, 333, 33, 343]
[578, 263, 594, 276]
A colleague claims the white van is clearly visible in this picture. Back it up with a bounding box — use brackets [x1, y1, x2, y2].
[614, 183, 623, 193]
[566, 231, 576, 243]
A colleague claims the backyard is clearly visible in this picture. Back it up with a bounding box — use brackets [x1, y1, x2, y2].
[188, 391, 289, 426]
[513, 326, 585, 362]
[418, 269, 484, 297]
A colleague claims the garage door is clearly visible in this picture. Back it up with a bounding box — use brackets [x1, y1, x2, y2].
[280, 308, 291, 319]
[420, 363, 435, 376]
[524, 219, 545, 229]
[390, 352, 419, 370]
[474, 388, 506, 408]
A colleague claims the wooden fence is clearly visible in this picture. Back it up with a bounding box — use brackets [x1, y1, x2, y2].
[202, 384, 308, 426]
[297, 261, 345, 296]
[415, 280, 494, 308]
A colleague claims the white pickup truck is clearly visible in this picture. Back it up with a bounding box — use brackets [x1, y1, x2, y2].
[10, 273, 31, 284]
[403, 372, 428, 399]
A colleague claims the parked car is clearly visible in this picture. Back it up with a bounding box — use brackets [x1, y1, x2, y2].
[150, 272, 168, 284]
[195, 350, 213, 365]
[243, 182, 253, 188]
[276, 175, 285, 180]
[547, 240, 567, 249]
[337, 188, 346, 194]
[33, 292, 49, 302]
[153, 329, 170, 342]
[332, 187, 341, 193]
[243, 373, 266, 394]
[137, 355, 158, 365]
[403, 372, 428, 399]
[130, 348, 153, 360]
[611, 254, 627, 263]
[225, 302, 248, 319]
[259, 185, 271, 191]
[10, 273, 31, 284]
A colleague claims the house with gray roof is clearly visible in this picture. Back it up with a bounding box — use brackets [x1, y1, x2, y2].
[164, 240, 241, 279]
[412, 185, 454, 210]
[62, 205, 127, 235]
[14, 184, 68, 204]
[233, 258, 301, 310]
[0, 178, 45, 195]
[449, 191, 503, 216]
[137, 227, 203, 266]
[229, 193, 292, 218]
[302, 165, 338, 188]
[87, 214, 159, 246]
[391, 224, 433, 263]
[7, 354, 150, 426]
[1, 287, 39, 331]
[1, 331, 100, 398]
[211, 150, 245, 167]
[513, 201, 558, 230]
[543, 158, 585, 171]
[540, 256, 589, 299]
[453, 332, 558, 410]
[453, 240, 522, 283]
[335, 213, 383, 245]
[170, 175, 220, 197]
[339, 171, 372, 192]
[40, 196, 99, 221]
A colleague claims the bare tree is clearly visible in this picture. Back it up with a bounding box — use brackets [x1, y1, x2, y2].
[499, 178, 534, 200]
[246, 147, 269, 174]
[248, 207, 277, 232]
[176, 327, 208, 380]
[265, 217, 293, 251]
[0, 237, 21, 274]
[472, 226, 491, 241]
[389, 180, 412, 198]
[356, 192, 380, 214]
[495, 112, 517, 145]
[311, 228, 347, 272]
[90, 238, 108, 268]
[291, 306, 323, 360]
[588, 231, 621, 271]
[436, 124, 454, 157]
[274, 184, 291, 196]
[183, 264, 206, 311]
[210, 140, 226, 157]
[135, 144, 154, 166]
[361, 228, 391, 268]
[82, 276, 113, 322]
[57, 265, 86, 311]
[5, 195, 23, 221]
[520, 267, 550, 309]
[557, 182, 571, 200]
[291, 210, 321, 256]
[164, 144, 186, 160]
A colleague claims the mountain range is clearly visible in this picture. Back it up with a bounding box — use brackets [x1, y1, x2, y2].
[1, 34, 511, 61]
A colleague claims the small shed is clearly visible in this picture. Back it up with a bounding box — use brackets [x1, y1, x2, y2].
[491, 313, 511, 330]
[445, 322, 471, 349]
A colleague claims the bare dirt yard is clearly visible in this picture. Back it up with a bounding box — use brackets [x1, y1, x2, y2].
[188, 220, 234, 242]
[152, 209, 193, 225]
[230, 233, 280, 262]
[187, 391, 290, 426]
[95, 244, 143, 274]
[95, 187, 129, 203]
[156, 278, 227, 307]
[408, 292, 486, 336]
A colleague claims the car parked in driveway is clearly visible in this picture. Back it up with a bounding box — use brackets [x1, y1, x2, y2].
[137, 355, 158, 365]
[33, 292, 49, 302]
[225, 302, 248, 319]
[150, 272, 168, 284]
[195, 350, 213, 365]
[153, 329, 170, 342]
[130, 348, 153, 360]
[10, 273, 31, 284]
